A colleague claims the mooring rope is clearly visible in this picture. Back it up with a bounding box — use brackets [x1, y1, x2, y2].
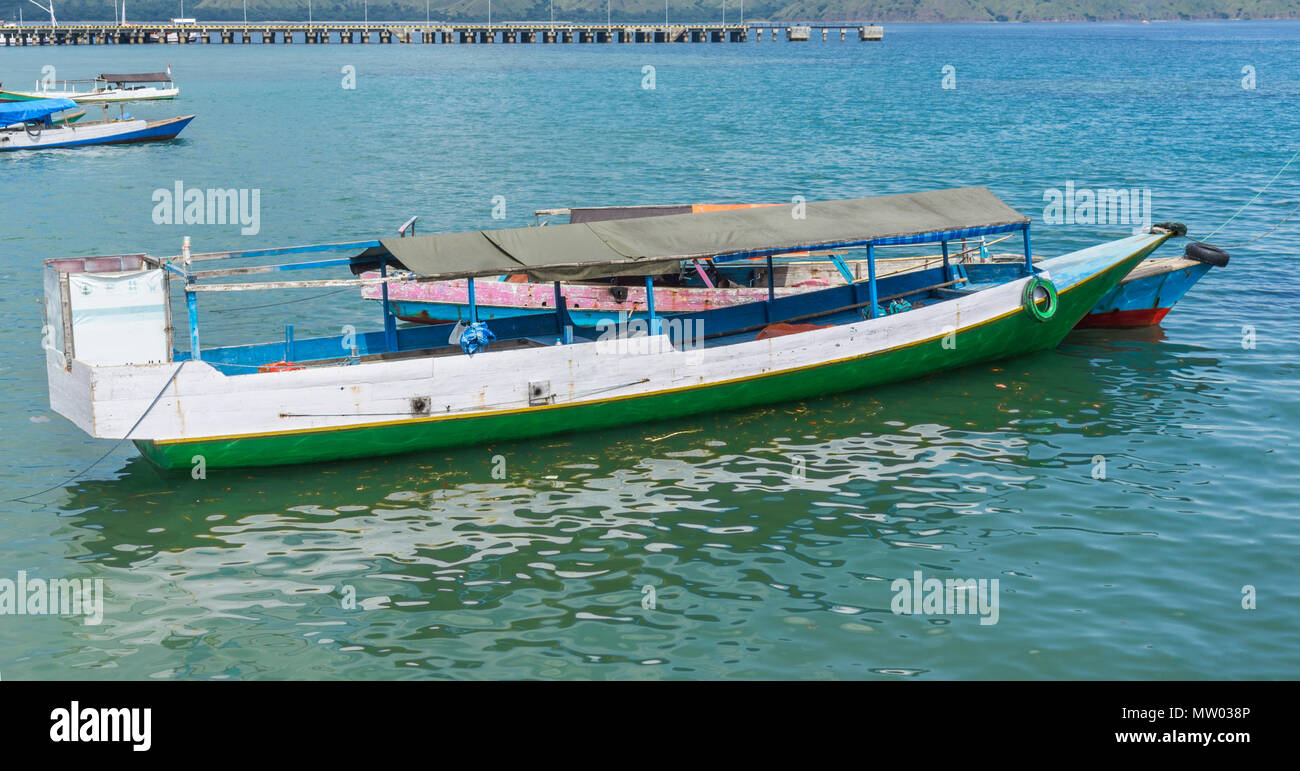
[207, 287, 350, 313]
[1211, 199, 1300, 248]
[8, 361, 186, 504]
[1195, 146, 1299, 242]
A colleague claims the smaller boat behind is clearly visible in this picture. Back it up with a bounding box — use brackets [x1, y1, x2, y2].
[529, 203, 1230, 330]
[0, 72, 179, 103]
[1074, 241, 1228, 328]
[0, 99, 194, 152]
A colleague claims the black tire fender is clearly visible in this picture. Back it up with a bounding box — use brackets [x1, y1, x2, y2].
[1185, 241, 1230, 267]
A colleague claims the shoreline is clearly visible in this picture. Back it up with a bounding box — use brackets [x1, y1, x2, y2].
[9, 17, 1300, 26]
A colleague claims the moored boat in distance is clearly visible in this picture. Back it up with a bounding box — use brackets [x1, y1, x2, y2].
[372, 201, 1219, 330]
[42, 187, 1181, 470]
[365, 202, 949, 324]
[0, 98, 194, 151]
[1073, 241, 1228, 328]
[0, 72, 179, 103]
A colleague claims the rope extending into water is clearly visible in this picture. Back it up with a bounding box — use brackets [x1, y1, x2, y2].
[1212, 199, 1300, 249]
[9, 361, 187, 503]
[207, 287, 350, 313]
[1195, 147, 1300, 242]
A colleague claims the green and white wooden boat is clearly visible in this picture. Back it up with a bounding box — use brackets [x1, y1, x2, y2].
[0, 72, 179, 104]
[42, 187, 1180, 470]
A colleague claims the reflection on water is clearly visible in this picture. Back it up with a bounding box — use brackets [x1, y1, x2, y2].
[22, 341, 1274, 680]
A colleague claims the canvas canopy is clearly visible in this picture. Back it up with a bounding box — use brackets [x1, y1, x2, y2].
[568, 204, 693, 224]
[0, 98, 77, 124]
[99, 73, 173, 84]
[362, 187, 1030, 282]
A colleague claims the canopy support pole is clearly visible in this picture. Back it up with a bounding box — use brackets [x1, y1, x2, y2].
[380, 260, 398, 352]
[941, 240, 951, 282]
[182, 236, 200, 361]
[467, 277, 479, 323]
[692, 259, 715, 288]
[765, 255, 776, 323]
[1023, 225, 1033, 274]
[867, 244, 878, 319]
[830, 253, 861, 306]
[829, 253, 855, 285]
[645, 275, 660, 335]
[185, 288, 200, 361]
[554, 281, 572, 344]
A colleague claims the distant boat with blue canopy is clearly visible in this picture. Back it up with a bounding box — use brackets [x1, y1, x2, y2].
[0, 98, 193, 151]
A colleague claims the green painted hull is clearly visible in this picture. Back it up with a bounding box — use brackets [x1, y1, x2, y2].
[136, 243, 1159, 470]
[0, 91, 46, 102]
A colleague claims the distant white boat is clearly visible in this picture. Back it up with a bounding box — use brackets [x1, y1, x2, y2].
[0, 72, 179, 104]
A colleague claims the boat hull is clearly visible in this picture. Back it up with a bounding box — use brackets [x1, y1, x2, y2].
[116, 234, 1167, 469]
[0, 87, 179, 103]
[0, 115, 193, 151]
[1076, 257, 1213, 328]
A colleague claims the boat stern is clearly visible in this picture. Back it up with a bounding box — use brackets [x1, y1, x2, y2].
[42, 254, 177, 438]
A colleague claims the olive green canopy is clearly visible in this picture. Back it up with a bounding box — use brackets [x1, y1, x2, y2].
[360, 186, 1029, 281]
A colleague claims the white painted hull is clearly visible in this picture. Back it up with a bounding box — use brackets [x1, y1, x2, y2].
[1, 119, 144, 149]
[43, 232, 1168, 467]
[1, 87, 178, 103]
[52, 270, 1039, 444]
[0, 115, 192, 150]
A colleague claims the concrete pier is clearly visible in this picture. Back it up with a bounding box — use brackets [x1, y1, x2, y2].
[0, 22, 883, 48]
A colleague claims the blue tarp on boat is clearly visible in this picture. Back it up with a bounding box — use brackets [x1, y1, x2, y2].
[0, 98, 78, 124]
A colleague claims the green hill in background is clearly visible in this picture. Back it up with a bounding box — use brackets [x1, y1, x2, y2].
[12, 0, 1300, 24]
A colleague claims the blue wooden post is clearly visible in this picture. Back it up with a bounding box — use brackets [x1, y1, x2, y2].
[830, 253, 861, 307]
[554, 281, 572, 344]
[1023, 225, 1033, 273]
[941, 240, 951, 282]
[467, 277, 478, 323]
[185, 285, 200, 360]
[380, 260, 398, 352]
[644, 275, 660, 335]
[867, 243, 878, 318]
[182, 235, 200, 361]
[765, 254, 776, 323]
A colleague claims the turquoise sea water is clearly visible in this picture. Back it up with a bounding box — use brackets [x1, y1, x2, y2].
[1, 21, 1297, 679]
